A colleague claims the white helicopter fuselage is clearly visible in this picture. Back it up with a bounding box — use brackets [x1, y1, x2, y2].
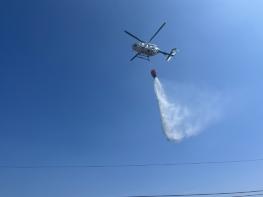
[132, 42, 160, 57]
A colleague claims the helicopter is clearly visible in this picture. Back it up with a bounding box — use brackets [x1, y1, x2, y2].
[124, 22, 177, 61]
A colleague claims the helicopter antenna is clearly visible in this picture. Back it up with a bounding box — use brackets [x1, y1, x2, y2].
[148, 22, 166, 42]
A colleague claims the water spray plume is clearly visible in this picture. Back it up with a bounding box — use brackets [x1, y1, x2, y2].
[153, 77, 222, 142]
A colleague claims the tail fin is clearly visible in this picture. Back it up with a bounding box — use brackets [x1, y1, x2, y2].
[166, 48, 177, 62]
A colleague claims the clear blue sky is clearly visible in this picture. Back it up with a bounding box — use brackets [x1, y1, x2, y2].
[0, 0, 263, 196]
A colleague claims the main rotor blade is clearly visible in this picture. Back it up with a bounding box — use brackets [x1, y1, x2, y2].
[130, 53, 140, 61]
[124, 30, 144, 42]
[148, 22, 166, 42]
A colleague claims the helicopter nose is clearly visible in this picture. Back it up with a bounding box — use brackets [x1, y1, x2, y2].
[132, 43, 137, 49]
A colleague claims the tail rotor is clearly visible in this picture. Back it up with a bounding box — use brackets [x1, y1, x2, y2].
[166, 48, 177, 62]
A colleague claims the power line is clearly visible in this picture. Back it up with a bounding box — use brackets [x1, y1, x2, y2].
[233, 194, 263, 197]
[125, 189, 263, 197]
[0, 158, 263, 168]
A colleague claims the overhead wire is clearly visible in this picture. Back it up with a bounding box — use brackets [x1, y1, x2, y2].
[233, 194, 263, 197]
[125, 189, 263, 197]
[0, 157, 263, 168]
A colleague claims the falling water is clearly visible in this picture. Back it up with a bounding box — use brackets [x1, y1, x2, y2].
[154, 77, 222, 142]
